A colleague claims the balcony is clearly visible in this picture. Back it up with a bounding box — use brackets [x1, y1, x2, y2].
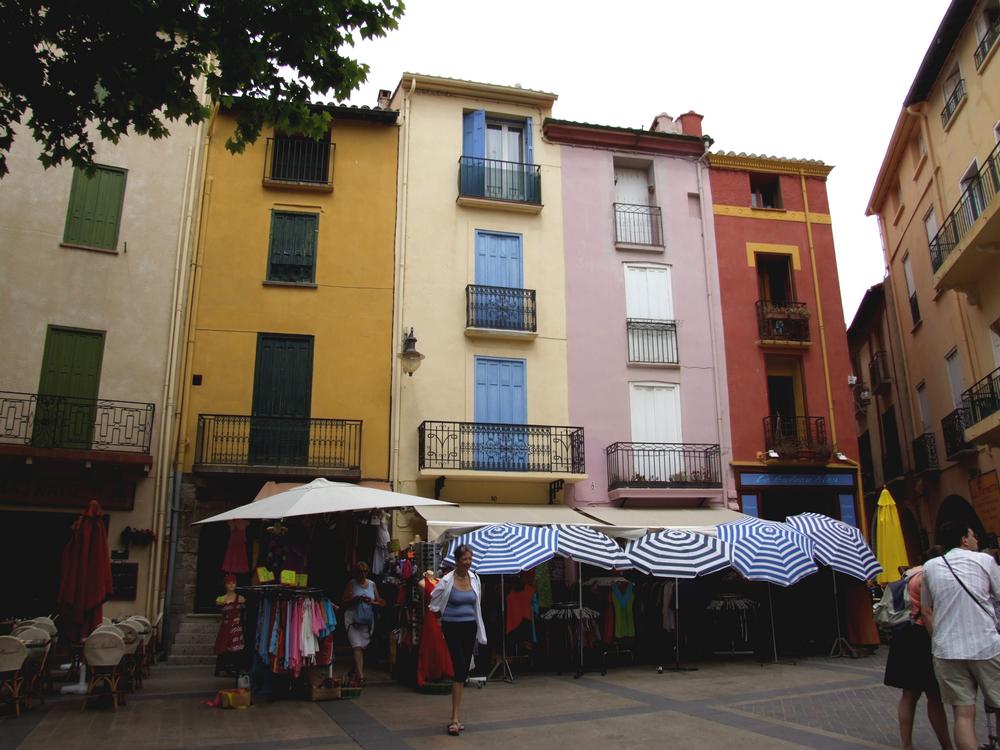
[869, 351, 892, 395]
[263, 137, 335, 190]
[941, 407, 977, 459]
[755, 300, 810, 346]
[626, 319, 678, 365]
[975, 18, 1000, 69]
[613, 203, 664, 248]
[940, 78, 967, 129]
[0, 391, 154, 466]
[929, 141, 1000, 292]
[605, 442, 722, 503]
[912, 433, 940, 476]
[961, 367, 1000, 447]
[466, 285, 537, 338]
[194, 414, 362, 479]
[457, 156, 541, 212]
[763, 416, 829, 460]
[418, 420, 585, 481]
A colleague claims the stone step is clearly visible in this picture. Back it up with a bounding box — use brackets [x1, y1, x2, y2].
[167, 654, 217, 666]
[172, 630, 219, 646]
[176, 620, 220, 636]
[169, 641, 217, 657]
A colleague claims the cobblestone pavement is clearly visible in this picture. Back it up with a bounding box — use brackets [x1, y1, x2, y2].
[2, 653, 996, 750]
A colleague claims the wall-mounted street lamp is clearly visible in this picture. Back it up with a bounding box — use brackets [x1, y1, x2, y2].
[398, 327, 425, 376]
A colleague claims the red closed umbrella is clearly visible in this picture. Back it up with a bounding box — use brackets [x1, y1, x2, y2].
[57, 500, 114, 640]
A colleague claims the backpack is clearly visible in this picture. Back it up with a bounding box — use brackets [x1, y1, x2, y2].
[874, 576, 912, 627]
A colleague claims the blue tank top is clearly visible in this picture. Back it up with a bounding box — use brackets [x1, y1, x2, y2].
[442, 587, 477, 622]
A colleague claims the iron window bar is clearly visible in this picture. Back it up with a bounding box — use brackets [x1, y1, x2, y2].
[763, 416, 828, 457]
[912, 433, 940, 474]
[613, 203, 664, 246]
[975, 18, 1000, 69]
[457, 156, 541, 204]
[605, 442, 722, 490]
[941, 407, 974, 458]
[418, 420, 584, 474]
[940, 78, 967, 128]
[961, 366, 1000, 426]
[263, 138, 335, 187]
[626, 319, 678, 364]
[466, 285, 537, 332]
[755, 300, 810, 343]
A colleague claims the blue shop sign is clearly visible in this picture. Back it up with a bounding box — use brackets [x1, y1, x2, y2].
[741, 473, 855, 487]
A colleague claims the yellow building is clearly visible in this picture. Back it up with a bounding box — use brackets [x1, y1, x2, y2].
[389, 74, 584, 538]
[169, 102, 398, 635]
[867, 0, 1000, 544]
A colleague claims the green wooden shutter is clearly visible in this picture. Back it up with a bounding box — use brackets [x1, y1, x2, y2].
[35, 327, 105, 449]
[267, 211, 318, 283]
[63, 166, 127, 250]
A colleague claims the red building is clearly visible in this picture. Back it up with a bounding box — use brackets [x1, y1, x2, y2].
[708, 153, 863, 533]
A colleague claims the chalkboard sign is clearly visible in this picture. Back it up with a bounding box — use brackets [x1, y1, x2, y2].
[110, 562, 139, 601]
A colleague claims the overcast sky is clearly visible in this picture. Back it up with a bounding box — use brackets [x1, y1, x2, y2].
[343, 0, 952, 325]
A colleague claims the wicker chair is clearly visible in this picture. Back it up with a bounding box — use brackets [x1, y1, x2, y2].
[149, 612, 163, 666]
[116, 622, 142, 691]
[30, 618, 57, 639]
[82, 631, 126, 711]
[15, 627, 50, 710]
[0, 636, 29, 718]
[125, 618, 152, 678]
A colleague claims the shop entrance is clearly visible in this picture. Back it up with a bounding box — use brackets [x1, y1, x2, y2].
[0, 510, 77, 619]
[934, 494, 986, 545]
[194, 521, 230, 613]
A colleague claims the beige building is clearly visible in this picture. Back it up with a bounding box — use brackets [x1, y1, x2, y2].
[0, 109, 206, 622]
[867, 0, 1000, 545]
[389, 74, 583, 531]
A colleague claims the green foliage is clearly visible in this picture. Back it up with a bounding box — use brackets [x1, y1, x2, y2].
[0, 0, 405, 176]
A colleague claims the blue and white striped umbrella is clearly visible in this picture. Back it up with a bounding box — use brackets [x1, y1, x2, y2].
[443, 523, 558, 575]
[717, 517, 817, 586]
[554, 524, 632, 570]
[786, 513, 882, 581]
[624, 529, 733, 579]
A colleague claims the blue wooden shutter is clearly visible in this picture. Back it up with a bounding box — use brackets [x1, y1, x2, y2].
[474, 232, 523, 288]
[268, 212, 318, 283]
[474, 358, 526, 424]
[462, 110, 486, 157]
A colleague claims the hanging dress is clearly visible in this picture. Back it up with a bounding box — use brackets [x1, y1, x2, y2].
[214, 598, 246, 654]
[222, 519, 250, 574]
[417, 580, 454, 687]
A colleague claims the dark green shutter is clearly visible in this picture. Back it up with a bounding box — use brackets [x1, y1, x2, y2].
[34, 327, 105, 448]
[63, 166, 127, 250]
[267, 211, 318, 283]
[249, 334, 314, 465]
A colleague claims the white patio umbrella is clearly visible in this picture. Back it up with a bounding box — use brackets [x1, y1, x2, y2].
[194, 478, 456, 523]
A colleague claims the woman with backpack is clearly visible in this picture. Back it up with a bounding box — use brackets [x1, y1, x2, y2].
[342, 561, 384, 686]
[883, 546, 954, 750]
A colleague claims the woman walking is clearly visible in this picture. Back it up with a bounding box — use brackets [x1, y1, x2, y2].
[430, 544, 487, 736]
[884, 547, 953, 750]
[342, 561, 383, 686]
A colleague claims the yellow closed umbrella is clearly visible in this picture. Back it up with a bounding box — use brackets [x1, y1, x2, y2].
[875, 487, 909, 584]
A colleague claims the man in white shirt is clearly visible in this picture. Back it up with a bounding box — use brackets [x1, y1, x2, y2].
[922, 520, 1000, 750]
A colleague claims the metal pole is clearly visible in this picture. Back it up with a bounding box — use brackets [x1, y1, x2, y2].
[768, 584, 778, 663]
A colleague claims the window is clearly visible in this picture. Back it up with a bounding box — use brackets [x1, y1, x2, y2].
[894, 182, 904, 212]
[913, 132, 927, 160]
[941, 65, 966, 127]
[749, 173, 782, 209]
[267, 211, 318, 283]
[266, 132, 333, 186]
[460, 110, 539, 204]
[916, 382, 932, 432]
[881, 406, 903, 480]
[902, 255, 920, 326]
[974, 1, 1000, 68]
[945, 348, 965, 408]
[960, 159, 986, 226]
[62, 165, 127, 251]
[923, 209, 939, 244]
[614, 164, 662, 246]
[624, 264, 677, 364]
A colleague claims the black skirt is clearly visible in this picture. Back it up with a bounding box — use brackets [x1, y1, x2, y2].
[884, 623, 939, 694]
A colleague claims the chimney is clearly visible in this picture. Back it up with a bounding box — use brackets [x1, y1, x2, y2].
[678, 111, 704, 137]
[650, 113, 681, 134]
[377, 89, 392, 109]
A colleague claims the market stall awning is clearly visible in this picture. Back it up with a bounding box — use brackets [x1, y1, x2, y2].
[574, 506, 750, 537]
[415, 504, 602, 541]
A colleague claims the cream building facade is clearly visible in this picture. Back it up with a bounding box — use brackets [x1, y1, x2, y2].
[389, 74, 583, 526]
[867, 0, 1000, 544]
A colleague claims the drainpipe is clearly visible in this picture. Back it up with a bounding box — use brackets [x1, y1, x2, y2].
[389, 78, 416, 493]
[146, 78, 210, 621]
[694, 147, 734, 508]
[161, 469, 183, 657]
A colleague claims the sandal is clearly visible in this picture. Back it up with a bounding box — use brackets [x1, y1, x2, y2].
[447, 722, 460, 736]
[458, 723, 465, 732]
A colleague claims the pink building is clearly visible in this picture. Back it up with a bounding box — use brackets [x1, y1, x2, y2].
[544, 114, 734, 509]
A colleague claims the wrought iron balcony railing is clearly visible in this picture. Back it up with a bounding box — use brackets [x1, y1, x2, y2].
[626, 319, 678, 364]
[975, 18, 1000, 69]
[962, 366, 1000, 427]
[869, 350, 891, 394]
[263, 137, 335, 187]
[853, 383, 872, 415]
[195, 414, 361, 471]
[419, 420, 584, 474]
[940, 78, 967, 128]
[941, 407, 974, 458]
[929, 140, 1000, 271]
[606, 442, 721, 491]
[458, 156, 541, 204]
[763, 416, 829, 458]
[756, 300, 810, 343]
[613, 203, 664, 246]
[0, 391, 154, 453]
[913, 433, 940, 474]
[466, 285, 537, 332]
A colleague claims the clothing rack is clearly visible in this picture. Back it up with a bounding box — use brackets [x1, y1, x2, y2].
[237, 585, 326, 599]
